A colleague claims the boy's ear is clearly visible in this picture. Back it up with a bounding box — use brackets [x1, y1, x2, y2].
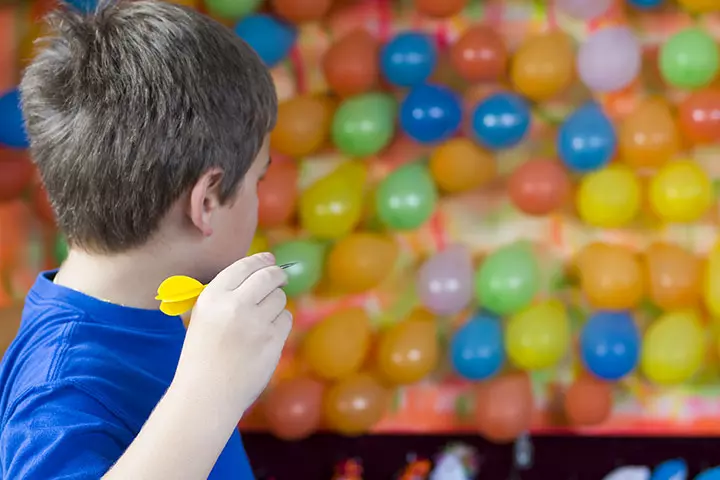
[188, 167, 224, 237]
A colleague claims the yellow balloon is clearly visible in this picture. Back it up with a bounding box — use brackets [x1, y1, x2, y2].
[576, 165, 641, 228]
[641, 310, 706, 385]
[247, 233, 269, 256]
[649, 160, 712, 223]
[506, 300, 571, 370]
[678, 0, 718, 12]
[704, 242, 720, 317]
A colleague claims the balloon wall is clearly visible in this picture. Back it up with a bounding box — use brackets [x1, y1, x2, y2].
[1, 0, 720, 444]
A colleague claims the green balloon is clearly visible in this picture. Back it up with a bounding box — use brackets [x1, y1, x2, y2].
[375, 162, 438, 230]
[474, 242, 540, 316]
[332, 93, 396, 158]
[660, 28, 719, 89]
[54, 235, 68, 264]
[205, 0, 262, 20]
[272, 240, 325, 297]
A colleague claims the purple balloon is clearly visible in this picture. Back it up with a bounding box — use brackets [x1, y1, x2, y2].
[416, 245, 473, 315]
[578, 26, 641, 92]
[556, 0, 612, 19]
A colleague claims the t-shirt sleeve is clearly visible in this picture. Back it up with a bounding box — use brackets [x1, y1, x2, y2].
[0, 382, 133, 480]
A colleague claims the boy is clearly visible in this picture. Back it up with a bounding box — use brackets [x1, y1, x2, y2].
[0, 0, 291, 478]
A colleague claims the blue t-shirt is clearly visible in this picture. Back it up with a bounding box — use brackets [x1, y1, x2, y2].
[0, 271, 254, 479]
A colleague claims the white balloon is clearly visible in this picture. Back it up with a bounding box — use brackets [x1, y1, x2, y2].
[602, 466, 651, 480]
[556, 0, 613, 19]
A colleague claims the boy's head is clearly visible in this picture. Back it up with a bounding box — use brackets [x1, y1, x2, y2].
[21, 0, 277, 280]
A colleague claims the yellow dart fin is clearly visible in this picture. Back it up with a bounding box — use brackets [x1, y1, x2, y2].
[159, 298, 198, 316]
[156, 275, 205, 302]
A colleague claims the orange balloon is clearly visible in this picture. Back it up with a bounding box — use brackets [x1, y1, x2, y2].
[429, 138, 496, 194]
[449, 26, 507, 82]
[564, 376, 612, 427]
[474, 372, 533, 444]
[323, 373, 388, 435]
[17, 21, 48, 70]
[0, 150, 34, 202]
[303, 308, 372, 380]
[257, 160, 298, 228]
[577, 243, 644, 310]
[263, 377, 324, 440]
[326, 232, 398, 293]
[413, 0, 468, 17]
[511, 32, 574, 101]
[644, 242, 701, 310]
[271, 0, 332, 23]
[32, 185, 56, 226]
[376, 318, 438, 385]
[678, 89, 720, 145]
[619, 98, 679, 169]
[323, 29, 380, 98]
[508, 159, 571, 216]
[271, 95, 333, 158]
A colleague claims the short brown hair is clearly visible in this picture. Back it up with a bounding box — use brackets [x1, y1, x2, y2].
[20, 0, 277, 253]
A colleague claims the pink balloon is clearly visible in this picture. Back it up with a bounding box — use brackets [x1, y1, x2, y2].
[556, 0, 612, 19]
[416, 245, 473, 315]
[578, 27, 641, 92]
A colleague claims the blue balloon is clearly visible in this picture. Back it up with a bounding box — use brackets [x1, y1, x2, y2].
[628, 0, 664, 8]
[471, 93, 531, 150]
[450, 312, 504, 381]
[381, 32, 437, 88]
[399, 84, 462, 144]
[65, 0, 97, 11]
[651, 459, 687, 480]
[696, 467, 720, 480]
[234, 14, 296, 68]
[0, 89, 29, 149]
[580, 311, 640, 381]
[558, 103, 616, 173]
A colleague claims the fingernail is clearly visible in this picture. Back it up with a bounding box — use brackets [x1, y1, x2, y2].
[261, 252, 275, 263]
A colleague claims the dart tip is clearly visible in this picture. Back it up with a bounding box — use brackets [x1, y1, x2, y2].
[279, 262, 297, 269]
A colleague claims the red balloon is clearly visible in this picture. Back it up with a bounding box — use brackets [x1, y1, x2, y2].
[322, 29, 380, 97]
[32, 185, 56, 225]
[414, 0, 468, 18]
[474, 372, 533, 443]
[257, 159, 298, 228]
[449, 26, 507, 82]
[262, 377, 324, 440]
[678, 89, 720, 145]
[564, 376, 612, 426]
[272, 0, 332, 23]
[0, 149, 34, 202]
[508, 159, 571, 216]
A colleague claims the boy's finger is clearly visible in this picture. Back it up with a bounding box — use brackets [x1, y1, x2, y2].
[242, 267, 288, 305]
[209, 253, 275, 291]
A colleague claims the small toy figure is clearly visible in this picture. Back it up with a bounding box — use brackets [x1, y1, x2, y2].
[430, 443, 480, 480]
[332, 458, 363, 480]
[398, 455, 432, 480]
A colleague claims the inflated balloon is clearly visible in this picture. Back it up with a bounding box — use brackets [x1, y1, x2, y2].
[471, 93, 531, 150]
[247, 233, 269, 256]
[508, 159, 571, 216]
[558, 103, 616, 173]
[271, 0, 332, 23]
[271, 95, 333, 158]
[475, 242, 540, 316]
[429, 138, 495, 194]
[645, 242, 701, 310]
[400, 84, 462, 144]
[576, 165, 641, 228]
[332, 93, 396, 157]
[0, 90, 29, 149]
[577, 243, 644, 310]
[678, 0, 719, 12]
[234, 14, 296, 67]
[303, 308, 372, 380]
[376, 316, 439, 385]
[474, 372, 533, 444]
[413, 0, 468, 17]
[0, 149, 34, 202]
[381, 32, 437, 87]
[327, 233, 398, 293]
[705, 242, 720, 318]
[660, 28, 719, 89]
[641, 310, 705, 385]
[651, 459, 688, 480]
[272, 240, 325, 297]
[323, 373, 388, 436]
[697, 467, 720, 480]
[66, 0, 97, 11]
[578, 27, 641, 93]
[580, 311, 640, 381]
[604, 467, 651, 480]
[32, 185, 55, 226]
[506, 300, 570, 371]
[450, 312, 504, 381]
[511, 32, 574, 101]
[449, 26, 507, 82]
[678, 89, 720, 145]
[55, 235, 69, 264]
[207, 0, 261, 19]
[375, 163, 438, 230]
[417, 245, 473, 315]
[563, 376, 613, 426]
[323, 29, 379, 97]
[263, 377, 324, 440]
[648, 160, 712, 223]
[628, 0, 664, 7]
[257, 160, 298, 228]
[619, 98, 679, 169]
[556, 0, 612, 19]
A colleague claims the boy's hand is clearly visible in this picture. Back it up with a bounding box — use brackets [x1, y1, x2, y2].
[173, 252, 291, 418]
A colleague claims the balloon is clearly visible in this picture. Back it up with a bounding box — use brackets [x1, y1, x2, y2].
[576, 165, 641, 228]
[300, 161, 366, 239]
[660, 28, 719, 89]
[677, 0, 719, 12]
[381, 32, 437, 87]
[651, 460, 688, 480]
[697, 467, 720, 480]
[272, 240, 325, 297]
[271, 0, 332, 23]
[375, 163, 438, 230]
[0, 90, 29, 149]
[645, 242, 701, 310]
[326, 233, 398, 293]
[0, 149, 34, 202]
[399, 84, 462, 144]
[332, 93, 396, 157]
[262, 377, 324, 440]
[323, 373, 388, 435]
[580, 311, 640, 381]
[234, 14, 296, 67]
[619, 98, 679, 169]
[66, 0, 97, 11]
[556, 0, 612, 19]
[563, 376, 613, 426]
[449, 26, 507, 82]
[558, 103, 616, 173]
[376, 316, 439, 385]
[323, 30, 379, 97]
[247, 232, 269, 256]
[257, 160, 298, 228]
[508, 159, 571, 216]
[475, 242, 540, 316]
[271, 95, 333, 158]
[629, 0, 664, 7]
[678, 88, 720, 145]
[577, 243, 644, 310]
[303, 308, 371, 380]
[578, 27, 641, 93]
[32, 185, 55, 225]
[55, 235, 69, 264]
[413, 0, 468, 17]
[649, 160, 712, 223]
[474, 372, 533, 444]
[471, 93, 531, 150]
[417, 245, 473, 315]
[511, 32, 574, 101]
[207, 0, 261, 19]
[450, 312, 504, 381]
[429, 138, 495, 194]
[506, 300, 571, 370]
[641, 310, 705, 385]
[603, 467, 651, 480]
[705, 242, 720, 317]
